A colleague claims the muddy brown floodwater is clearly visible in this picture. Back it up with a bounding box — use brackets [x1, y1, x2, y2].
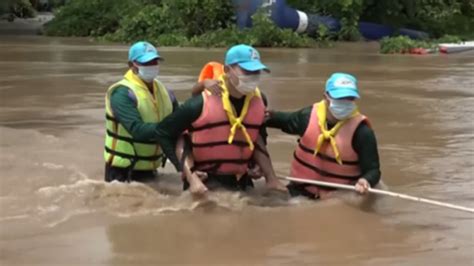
[0, 35, 473, 265]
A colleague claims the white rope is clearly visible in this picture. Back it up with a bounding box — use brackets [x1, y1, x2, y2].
[280, 176, 474, 213]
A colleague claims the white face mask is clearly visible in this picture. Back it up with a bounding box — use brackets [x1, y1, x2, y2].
[328, 99, 356, 120]
[236, 74, 260, 94]
[135, 65, 159, 82]
[230, 67, 260, 94]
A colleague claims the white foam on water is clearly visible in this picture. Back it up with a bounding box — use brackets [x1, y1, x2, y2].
[36, 205, 60, 214]
[32, 175, 372, 228]
[114, 201, 203, 218]
[0, 214, 30, 222]
[36, 178, 104, 196]
[111, 192, 251, 218]
[46, 209, 97, 228]
[41, 162, 64, 170]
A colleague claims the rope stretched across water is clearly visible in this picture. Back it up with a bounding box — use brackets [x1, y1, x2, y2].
[279, 176, 474, 213]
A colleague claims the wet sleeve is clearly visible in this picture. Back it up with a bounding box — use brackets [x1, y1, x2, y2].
[352, 122, 381, 187]
[110, 86, 160, 142]
[259, 93, 269, 144]
[166, 87, 180, 111]
[261, 92, 268, 106]
[265, 106, 312, 136]
[155, 95, 204, 171]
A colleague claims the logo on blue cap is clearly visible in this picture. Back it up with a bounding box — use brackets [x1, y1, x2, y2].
[128, 41, 162, 64]
[325, 73, 360, 99]
[250, 49, 259, 60]
[225, 44, 270, 72]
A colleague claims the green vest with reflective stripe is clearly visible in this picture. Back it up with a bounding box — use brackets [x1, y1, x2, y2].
[104, 70, 173, 170]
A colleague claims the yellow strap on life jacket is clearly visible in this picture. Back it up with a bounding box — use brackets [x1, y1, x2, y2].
[314, 100, 359, 165]
[124, 69, 149, 90]
[123, 69, 167, 121]
[217, 75, 259, 151]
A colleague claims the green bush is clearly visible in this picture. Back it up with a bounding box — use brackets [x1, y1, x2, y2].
[105, 0, 235, 45]
[0, 1, 10, 16]
[2, 0, 37, 18]
[379, 35, 462, 54]
[358, 0, 473, 38]
[162, 0, 234, 37]
[187, 26, 251, 47]
[49, 0, 67, 8]
[107, 4, 180, 43]
[288, 0, 473, 40]
[108, 8, 317, 48]
[44, 0, 142, 36]
[363, 0, 462, 38]
[436, 35, 462, 44]
[287, 0, 364, 41]
[43, 0, 471, 47]
[245, 11, 317, 47]
[45, 0, 323, 47]
[379, 36, 424, 54]
[183, 11, 316, 48]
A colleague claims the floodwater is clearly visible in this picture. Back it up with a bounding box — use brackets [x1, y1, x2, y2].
[0, 35, 473, 265]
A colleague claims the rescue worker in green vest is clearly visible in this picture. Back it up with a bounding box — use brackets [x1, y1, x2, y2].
[266, 73, 381, 199]
[104, 41, 179, 183]
[155, 44, 287, 195]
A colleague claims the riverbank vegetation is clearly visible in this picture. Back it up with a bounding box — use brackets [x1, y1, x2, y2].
[1, 0, 36, 19]
[105, 8, 319, 48]
[288, 0, 474, 40]
[379, 35, 463, 54]
[44, 0, 319, 47]
[3, 0, 473, 49]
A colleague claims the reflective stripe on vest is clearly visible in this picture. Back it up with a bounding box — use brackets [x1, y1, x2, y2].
[191, 79, 265, 176]
[290, 102, 368, 195]
[104, 70, 173, 170]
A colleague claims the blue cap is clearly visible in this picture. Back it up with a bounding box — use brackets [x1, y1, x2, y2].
[128, 41, 162, 63]
[225, 44, 270, 72]
[325, 73, 360, 99]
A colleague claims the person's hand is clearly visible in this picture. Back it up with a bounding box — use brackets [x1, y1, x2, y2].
[355, 178, 370, 194]
[247, 164, 263, 179]
[203, 79, 223, 96]
[194, 170, 208, 181]
[189, 175, 208, 195]
[264, 110, 273, 123]
[265, 177, 288, 192]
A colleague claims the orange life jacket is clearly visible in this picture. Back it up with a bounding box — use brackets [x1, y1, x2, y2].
[290, 102, 369, 197]
[190, 84, 265, 176]
[198, 61, 225, 82]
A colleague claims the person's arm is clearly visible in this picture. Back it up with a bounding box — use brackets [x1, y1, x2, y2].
[191, 79, 223, 96]
[176, 136, 208, 195]
[265, 106, 312, 136]
[352, 122, 381, 191]
[154, 95, 204, 171]
[166, 88, 179, 111]
[252, 135, 288, 192]
[110, 87, 161, 142]
[259, 93, 269, 144]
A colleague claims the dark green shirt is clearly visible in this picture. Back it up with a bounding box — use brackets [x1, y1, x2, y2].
[109, 85, 179, 142]
[266, 106, 381, 187]
[155, 94, 268, 171]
